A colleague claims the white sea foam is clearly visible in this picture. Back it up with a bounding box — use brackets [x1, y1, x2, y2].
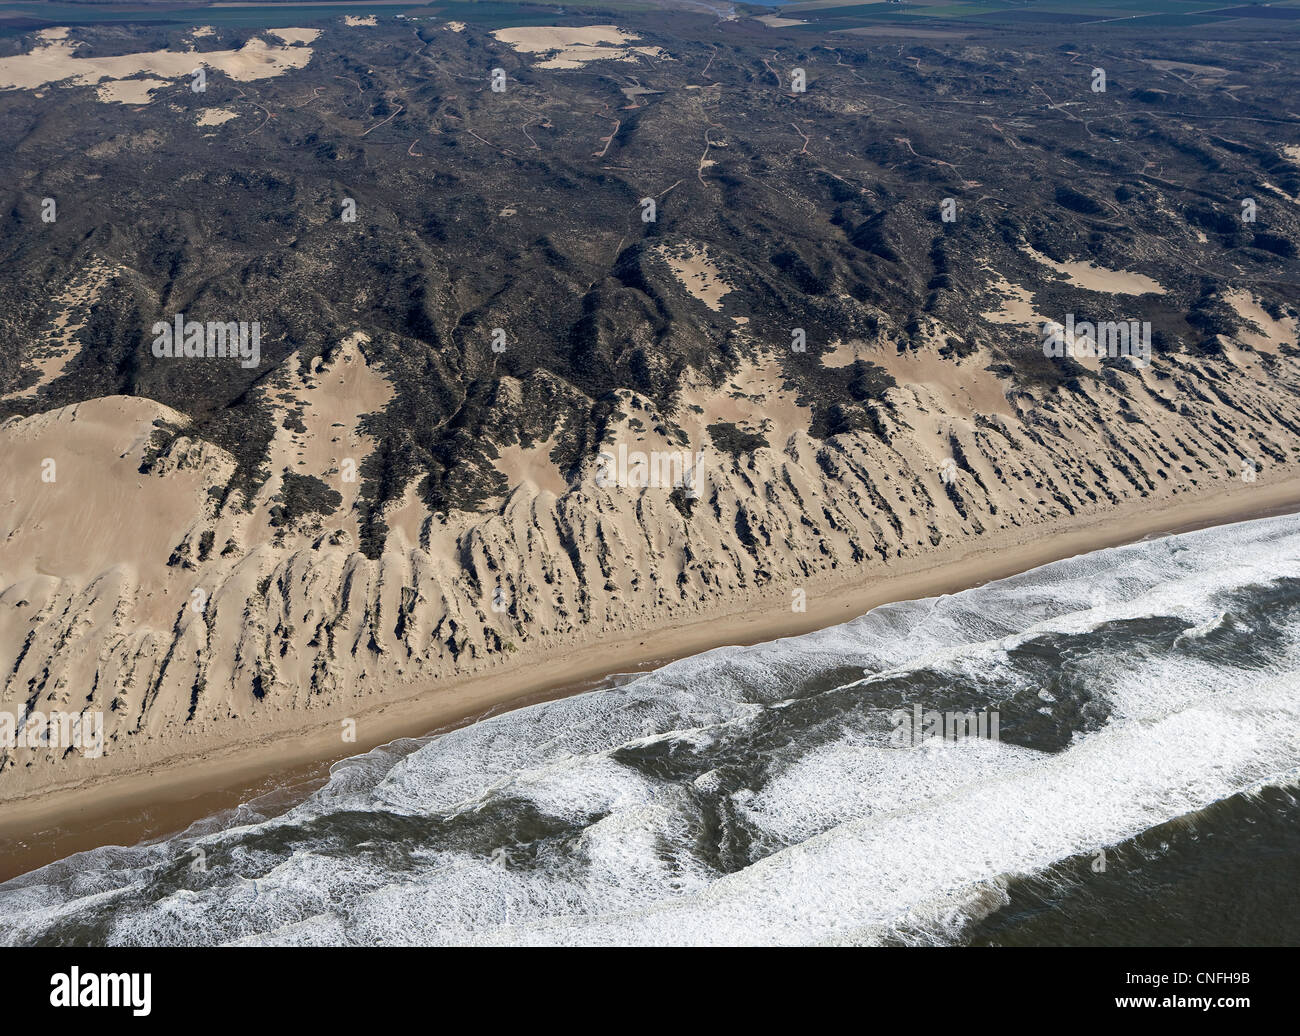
[477, 671, 1300, 946]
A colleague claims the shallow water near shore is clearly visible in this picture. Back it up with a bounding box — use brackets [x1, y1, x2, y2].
[3, 513, 1299, 946]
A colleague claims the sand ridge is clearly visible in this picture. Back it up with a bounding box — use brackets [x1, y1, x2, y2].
[1224, 288, 1299, 355]
[6, 318, 1300, 806]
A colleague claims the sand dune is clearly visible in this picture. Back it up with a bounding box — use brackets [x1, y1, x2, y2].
[656, 242, 734, 312]
[491, 25, 668, 70]
[1022, 247, 1166, 296]
[0, 30, 317, 101]
[196, 107, 238, 126]
[4, 309, 1300, 807]
[1224, 288, 1298, 354]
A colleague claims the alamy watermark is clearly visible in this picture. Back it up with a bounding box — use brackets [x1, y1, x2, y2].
[2, 709, 103, 758]
[50, 968, 151, 1016]
[1042, 315, 1150, 367]
[596, 444, 704, 498]
[151, 313, 261, 369]
[889, 702, 1000, 747]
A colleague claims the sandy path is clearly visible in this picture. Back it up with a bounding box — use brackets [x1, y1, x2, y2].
[593, 119, 620, 158]
[791, 121, 809, 155]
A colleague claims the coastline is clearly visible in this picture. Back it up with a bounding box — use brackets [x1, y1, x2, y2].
[3, 476, 1300, 881]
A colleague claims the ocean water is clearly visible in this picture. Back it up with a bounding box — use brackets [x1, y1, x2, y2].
[2, 514, 1299, 946]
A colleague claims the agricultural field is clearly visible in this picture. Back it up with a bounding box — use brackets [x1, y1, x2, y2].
[772, 0, 1300, 35]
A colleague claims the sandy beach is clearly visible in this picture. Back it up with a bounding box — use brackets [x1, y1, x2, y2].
[4, 476, 1299, 882]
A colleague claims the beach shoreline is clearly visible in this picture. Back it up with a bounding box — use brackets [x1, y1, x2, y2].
[4, 477, 1300, 882]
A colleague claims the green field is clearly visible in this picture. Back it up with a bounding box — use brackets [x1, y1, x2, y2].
[5, 0, 1299, 36]
[775, 0, 1300, 32]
